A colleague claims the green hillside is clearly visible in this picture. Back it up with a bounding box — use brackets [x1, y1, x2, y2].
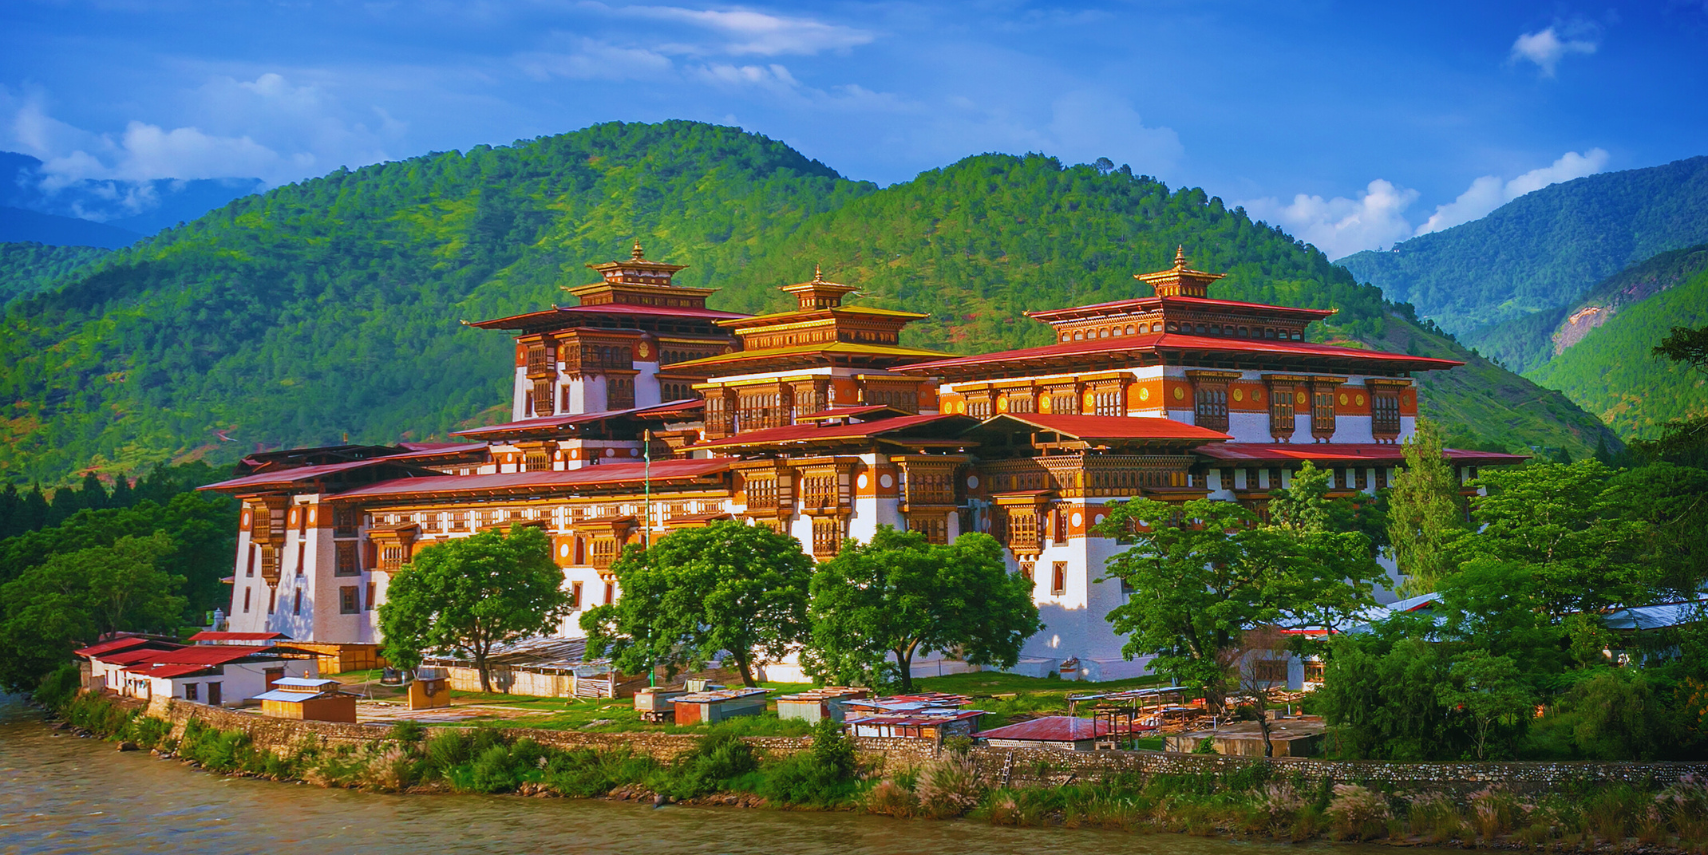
[1529, 266, 1708, 439]
[1337, 156, 1708, 335]
[1464, 244, 1708, 375]
[0, 121, 1615, 484]
[0, 242, 108, 307]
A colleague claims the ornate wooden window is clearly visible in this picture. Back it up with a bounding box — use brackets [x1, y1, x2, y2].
[524, 449, 552, 472]
[339, 586, 359, 615]
[1267, 383, 1296, 438]
[1002, 391, 1035, 414]
[1091, 388, 1125, 417]
[1051, 562, 1068, 596]
[905, 514, 947, 545]
[704, 393, 733, 438]
[1312, 388, 1337, 436]
[1047, 387, 1079, 415]
[1003, 508, 1040, 554]
[1194, 386, 1228, 431]
[379, 544, 407, 572]
[745, 477, 777, 511]
[335, 542, 360, 577]
[737, 390, 783, 431]
[812, 518, 844, 558]
[1051, 507, 1069, 543]
[1020, 561, 1035, 584]
[533, 379, 554, 416]
[526, 344, 552, 376]
[791, 381, 827, 418]
[332, 505, 359, 537]
[608, 376, 635, 410]
[800, 472, 840, 512]
[587, 538, 621, 569]
[865, 384, 919, 413]
[1372, 391, 1402, 436]
[900, 466, 955, 507]
[259, 545, 281, 585]
[1375, 467, 1389, 490]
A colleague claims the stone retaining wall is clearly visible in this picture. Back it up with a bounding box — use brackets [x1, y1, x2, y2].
[132, 696, 1708, 792]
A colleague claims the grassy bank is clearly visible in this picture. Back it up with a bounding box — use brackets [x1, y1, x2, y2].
[41, 687, 1708, 851]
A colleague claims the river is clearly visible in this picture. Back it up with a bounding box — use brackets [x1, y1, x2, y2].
[0, 695, 1369, 854]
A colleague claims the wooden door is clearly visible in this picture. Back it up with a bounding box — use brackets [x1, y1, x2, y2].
[265, 668, 285, 691]
[207, 682, 222, 706]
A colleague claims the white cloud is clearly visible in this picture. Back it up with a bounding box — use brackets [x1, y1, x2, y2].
[6, 74, 403, 189]
[1043, 90, 1183, 178]
[516, 37, 675, 81]
[1510, 25, 1598, 76]
[1241, 179, 1420, 261]
[610, 5, 875, 56]
[1415, 148, 1609, 235]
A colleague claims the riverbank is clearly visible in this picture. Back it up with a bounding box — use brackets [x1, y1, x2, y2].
[37, 689, 1708, 852]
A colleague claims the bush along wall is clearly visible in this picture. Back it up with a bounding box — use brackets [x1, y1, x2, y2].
[28, 686, 1708, 851]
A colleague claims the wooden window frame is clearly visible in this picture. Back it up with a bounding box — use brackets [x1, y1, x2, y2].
[339, 586, 359, 615]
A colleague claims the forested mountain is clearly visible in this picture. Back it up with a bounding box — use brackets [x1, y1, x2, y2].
[0, 121, 1615, 484]
[1337, 156, 1708, 336]
[0, 243, 108, 307]
[1465, 244, 1708, 375]
[0, 207, 140, 249]
[1, 151, 263, 241]
[1525, 264, 1708, 438]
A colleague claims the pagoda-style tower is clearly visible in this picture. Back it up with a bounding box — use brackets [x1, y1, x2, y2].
[670, 267, 949, 438]
[468, 241, 745, 421]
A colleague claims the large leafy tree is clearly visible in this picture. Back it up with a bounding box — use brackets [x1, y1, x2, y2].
[580, 520, 813, 687]
[0, 532, 185, 692]
[379, 524, 570, 693]
[1094, 496, 1380, 712]
[1385, 420, 1468, 593]
[805, 528, 1039, 692]
[1459, 460, 1651, 617]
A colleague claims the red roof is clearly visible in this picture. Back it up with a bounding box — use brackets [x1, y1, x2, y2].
[900, 332, 1462, 375]
[451, 401, 705, 440]
[188, 631, 288, 643]
[977, 715, 1113, 741]
[114, 645, 285, 678]
[73, 635, 158, 658]
[688, 414, 974, 451]
[976, 413, 1231, 442]
[1196, 443, 1528, 466]
[332, 458, 733, 500]
[469, 303, 748, 329]
[199, 458, 436, 493]
[1026, 295, 1336, 322]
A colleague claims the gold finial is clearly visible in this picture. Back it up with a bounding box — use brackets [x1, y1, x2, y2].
[631, 238, 644, 260]
[812, 263, 823, 282]
[1174, 245, 1188, 268]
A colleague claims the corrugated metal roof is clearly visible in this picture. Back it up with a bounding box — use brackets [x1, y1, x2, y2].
[189, 631, 288, 643]
[74, 635, 158, 657]
[677, 687, 769, 703]
[977, 715, 1111, 741]
[253, 689, 346, 702]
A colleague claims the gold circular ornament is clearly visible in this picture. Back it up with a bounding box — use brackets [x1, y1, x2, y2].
[1253, 389, 1263, 402]
[1139, 387, 1151, 402]
[997, 397, 1009, 413]
[1084, 392, 1096, 406]
[1232, 389, 1244, 402]
[1172, 386, 1185, 401]
[1339, 393, 1348, 405]
[1040, 397, 1052, 412]
[637, 341, 651, 358]
[1296, 391, 1307, 404]
[1356, 394, 1366, 406]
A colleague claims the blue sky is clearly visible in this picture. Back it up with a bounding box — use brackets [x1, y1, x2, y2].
[4, 0, 1705, 258]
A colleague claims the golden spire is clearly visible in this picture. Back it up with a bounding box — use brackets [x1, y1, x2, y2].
[1174, 245, 1188, 268]
[631, 238, 645, 260]
[813, 263, 824, 283]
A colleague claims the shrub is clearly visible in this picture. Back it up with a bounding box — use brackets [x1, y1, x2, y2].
[424, 730, 473, 773]
[388, 720, 426, 745]
[1406, 791, 1465, 843]
[1258, 782, 1306, 830]
[664, 731, 759, 799]
[126, 716, 172, 750]
[864, 778, 918, 818]
[34, 664, 82, 711]
[914, 753, 985, 819]
[467, 744, 522, 793]
[1325, 784, 1391, 841]
[761, 719, 861, 807]
[1468, 786, 1529, 840]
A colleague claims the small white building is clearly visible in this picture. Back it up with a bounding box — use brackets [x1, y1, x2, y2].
[79, 640, 317, 707]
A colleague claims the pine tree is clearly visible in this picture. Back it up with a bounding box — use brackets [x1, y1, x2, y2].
[109, 474, 134, 509]
[78, 471, 108, 511]
[20, 483, 49, 533]
[1386, 420, 1468, 594]
[0, 483, 19, 540]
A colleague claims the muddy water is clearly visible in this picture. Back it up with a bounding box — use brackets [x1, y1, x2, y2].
[0, 695, 1368, 854]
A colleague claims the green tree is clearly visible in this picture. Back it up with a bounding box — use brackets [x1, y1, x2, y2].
[1386, 420, 1467, 593]
[1462, 460, 1651, 616]
[804, 528, 1039, 692]
[580, 520, 813, 687]
[1436, 650, 1533, 760]
[1318, 617, 1470, 761]
[379, 524, 569, 692]
[0, 532, 185, 692]
[1094, 497, 1378, 711]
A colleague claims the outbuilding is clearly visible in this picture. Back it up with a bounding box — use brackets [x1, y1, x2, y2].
[976, 716, 1112, 751]
[672, 687, 768, 725]
[776, 687, 869, 724]
[255, 677, 359, 723]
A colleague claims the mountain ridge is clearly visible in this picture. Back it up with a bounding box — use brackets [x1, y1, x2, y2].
[0, 120, 1617, 484]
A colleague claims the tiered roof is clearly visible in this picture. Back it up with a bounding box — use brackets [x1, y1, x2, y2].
[467, 241, 747, 334]
[670, 267, 947, 375]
